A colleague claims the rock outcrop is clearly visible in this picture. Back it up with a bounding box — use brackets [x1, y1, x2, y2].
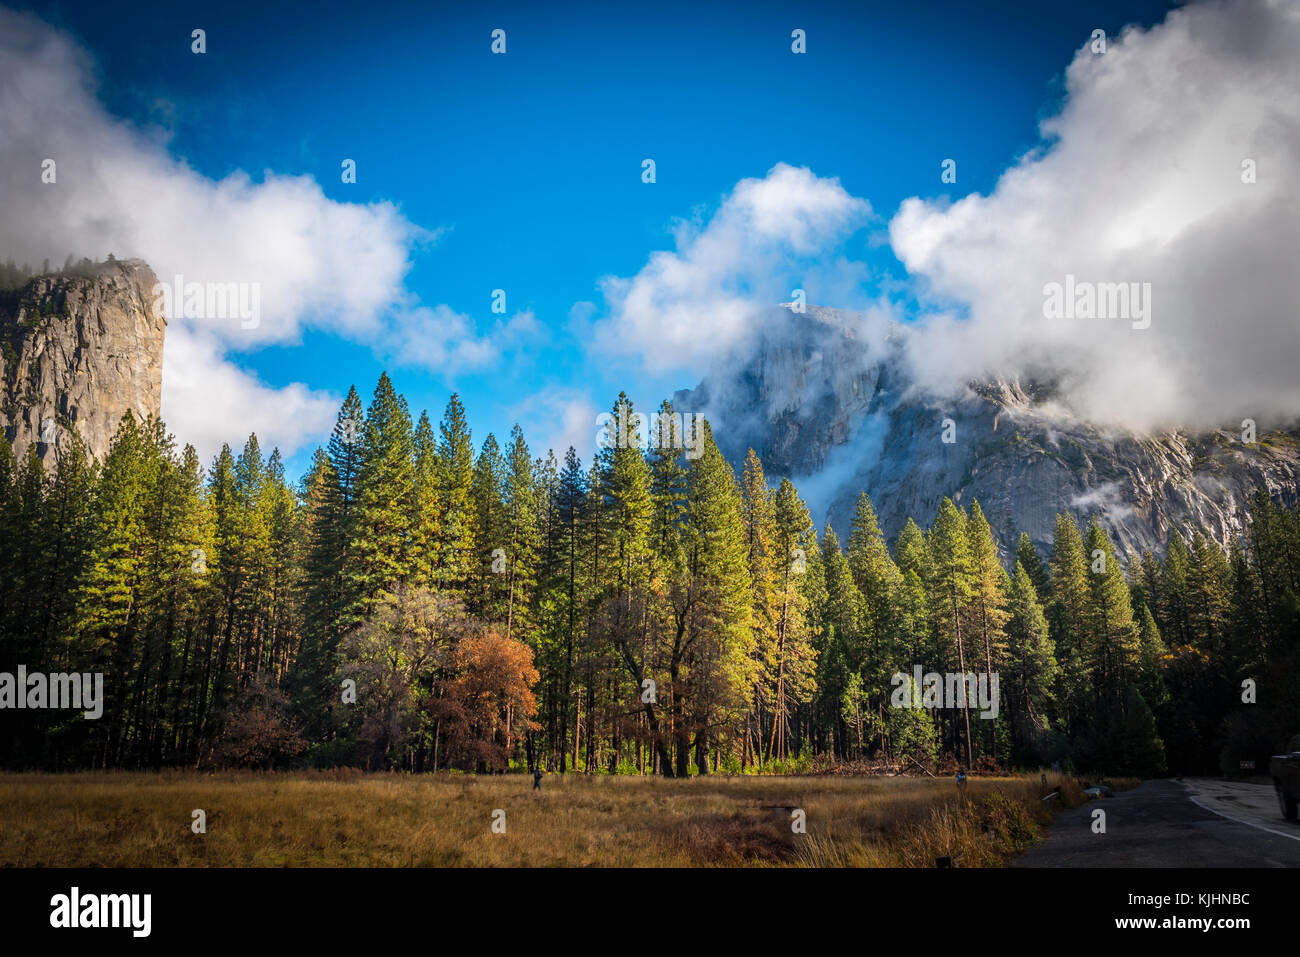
[675, 305, 1300, 559]
[0, 259, 165, 465]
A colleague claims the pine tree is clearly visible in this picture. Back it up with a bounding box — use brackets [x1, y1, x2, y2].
[681, 424, 754, 773]
[767, 477, 816, 762]
[597, 395, 667, 773]
[1225, 537, 1265, 674]
[966, 501, 1010, 762]
[260, 449, 299, 681]
[649, 404, 689, 572]
[848, 492, 902, 633]
[602, 395, 654, 596]
[1082, 519, 1137, 712]
[928, 498, 975, 766]
[894, 519, 935, 667]
[2, 444, 53, 763]
[293, 389, 365, 738]
[894, 517, 929, 581]
[166, 441, 215, 762]
[1048, 512, 1090, 734]
[1005, 562, 1057, 760]
[894, 568, 931, 673]
[33, 430, 97, 674]
[76, 413, 154, 764]
[294, 449, 340, 736]
[1160, 533, 1193, 648]
[817, 525, 863, 761]
[1136, 550, 1163, 628]
[890, 672, 941, 766]
[1015, 532, 1049, 600]
[1186, 530, 1230, 658]
[434, 394, 475, 593]
[409, 411, 440, 590]
[345, 374, 416, 622]
[547, 448, 586, 771]
[502, 425, 539, 641]
[232, 434, 272, 682]
[1119, 684, 1166, 777]
[0, 439, 19, 644]
[130, 425, 212, 766]
[738, 449, 776, 765]
[467, 433, 506, 620]
[1134, 601, 1168, 710]
[847, 492, 904, 705]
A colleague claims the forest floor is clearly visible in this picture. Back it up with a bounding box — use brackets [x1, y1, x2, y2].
[0, 769, 1131, 867]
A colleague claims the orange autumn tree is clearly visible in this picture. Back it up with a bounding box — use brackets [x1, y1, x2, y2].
[431, 630, 539, 771]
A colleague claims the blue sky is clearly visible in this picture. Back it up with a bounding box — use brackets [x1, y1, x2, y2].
[8, 0, 1208, 479]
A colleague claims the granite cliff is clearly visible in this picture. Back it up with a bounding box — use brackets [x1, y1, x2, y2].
[675, 305, 1300, 559]
[0, 258, 164, 465]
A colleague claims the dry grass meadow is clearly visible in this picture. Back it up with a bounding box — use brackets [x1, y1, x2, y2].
[0, 770, 1127, 867]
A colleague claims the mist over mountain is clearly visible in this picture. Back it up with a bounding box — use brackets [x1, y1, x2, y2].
[676, 304, 1300, 559]
[6, 261, 1298, 566]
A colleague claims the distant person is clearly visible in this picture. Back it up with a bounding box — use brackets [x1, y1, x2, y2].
[956, 769, 967, 796]
[533, 768, 544, 791]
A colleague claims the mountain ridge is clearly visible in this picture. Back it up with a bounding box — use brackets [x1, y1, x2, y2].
[674, 305, 1300, 559]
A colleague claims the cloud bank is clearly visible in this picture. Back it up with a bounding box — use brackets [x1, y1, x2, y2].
[890, 0, 1300, 431]
[593, 163, 872, 373]
[0, 8, 498, 461]
[595, 0, 1300, 435]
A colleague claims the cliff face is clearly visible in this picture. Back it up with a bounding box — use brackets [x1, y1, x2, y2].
[675, 306, 1300, 559]
[0, 259, 165, 465]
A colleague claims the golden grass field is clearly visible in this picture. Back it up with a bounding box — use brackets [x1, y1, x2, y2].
[0, 770, 1129, 867]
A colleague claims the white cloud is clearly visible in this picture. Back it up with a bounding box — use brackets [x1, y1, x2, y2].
[385, 304, 501, 372]
[0, 8, 420, 346]
[493, 309, 546, 347]
[889, 0, 1300, 432]
[0, 8, 499, 459]
[1070, 482, 1135, 521]
[591, 163, 871, 372]
[161, 333, 339, 464]
[504, 387, 599, 463]
[587, 0, 1300, 439]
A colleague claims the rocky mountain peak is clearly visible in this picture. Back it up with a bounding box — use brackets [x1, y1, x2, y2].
[676, 305, 1300, 559]
[0, 258, 165, 466]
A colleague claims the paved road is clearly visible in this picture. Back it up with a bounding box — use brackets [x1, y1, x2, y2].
[1016, 778, 1300, 867]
